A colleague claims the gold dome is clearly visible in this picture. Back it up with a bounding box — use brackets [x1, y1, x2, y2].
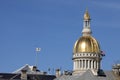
[84, 10, 90, 20]
[73, 36, 100, 53]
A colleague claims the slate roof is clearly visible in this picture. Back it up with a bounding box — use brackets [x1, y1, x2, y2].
[54, 70, 120, 80]
[0, 73, 20, 80]
[0, 73, 56, 80]
[0, 64, 56, 80]
[13, 64, 44, 74]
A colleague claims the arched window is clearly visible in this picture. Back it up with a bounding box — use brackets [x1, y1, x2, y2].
[89, 60, 91, 69]
[83, 60, 85, 68]
[80, 60, 82, 68]
[86, 60, 88, 68]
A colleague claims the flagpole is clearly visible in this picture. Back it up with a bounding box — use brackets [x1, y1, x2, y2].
[35, 48, 41, 67]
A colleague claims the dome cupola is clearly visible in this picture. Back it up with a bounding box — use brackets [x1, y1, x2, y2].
[73, 9, 100, 54]
[72, 9, 102, 76]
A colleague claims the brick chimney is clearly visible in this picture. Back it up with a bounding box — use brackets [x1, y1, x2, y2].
[55, 69, 61, 78]
[21, 70, 27, 80]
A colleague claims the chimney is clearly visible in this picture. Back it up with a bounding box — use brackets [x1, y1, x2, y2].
[55, 69, 61, 77]
[21, 70, 27, 80]
[112, 64, 120, 76]
[32, 66, 37, 72]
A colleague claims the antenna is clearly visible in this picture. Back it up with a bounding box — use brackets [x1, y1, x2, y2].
[35, 48, 41, 67]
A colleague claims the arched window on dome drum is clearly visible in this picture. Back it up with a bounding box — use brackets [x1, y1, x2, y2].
[90, 60, 91, 69]
[80, 60, 82, 68]
[86, 60, 88, 69]
[85, 21, 87, 27]
[96, 61, 97, 69]
[77, 60, 79, 69]
[93, 60, 95, 69]
[78, 60, 80, 68]
[83, 60, 85, 68]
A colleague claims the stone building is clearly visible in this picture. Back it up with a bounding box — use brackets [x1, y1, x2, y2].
[54, 9, 120, 80]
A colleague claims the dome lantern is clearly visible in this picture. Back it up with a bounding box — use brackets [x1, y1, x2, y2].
[82, 9, 92, 36]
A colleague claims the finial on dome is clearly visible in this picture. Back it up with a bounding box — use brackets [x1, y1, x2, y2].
[84, 9, 90, 20]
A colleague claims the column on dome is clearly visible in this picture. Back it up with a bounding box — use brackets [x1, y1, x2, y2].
[76, 60, 78, 69]
[79, 60, 80, 68]
[93, 60, 95, 69]
[91, 60, 93, 69]
[88, 60, 90, 69]
[74, 60, 75, 69]
[77, 60, 79, 69]
[79, 60, 80, 69]
[73, 61, 75, 70]
[77, 60, 78, 69]
[85, 59, 86, 69]
[90, 60, 92, 69]
[94, 61, 97, 69]
[79, 60, 81, 68]
[83, 60, 85, 69]
[81, 59, 83, 69]
[96, 61, 97, 69]
[75, 60, 76, 69]
[80, 60, 82, 68]
[97, 61, 99, 69]
[76, 60, 77, 69]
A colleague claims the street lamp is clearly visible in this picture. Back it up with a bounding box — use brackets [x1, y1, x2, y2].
[35, 48, 41, 67]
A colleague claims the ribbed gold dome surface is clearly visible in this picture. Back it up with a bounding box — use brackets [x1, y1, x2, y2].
[73, 36, 100, 53]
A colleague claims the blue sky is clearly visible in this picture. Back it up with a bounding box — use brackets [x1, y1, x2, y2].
[0, 0, 120, 73]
